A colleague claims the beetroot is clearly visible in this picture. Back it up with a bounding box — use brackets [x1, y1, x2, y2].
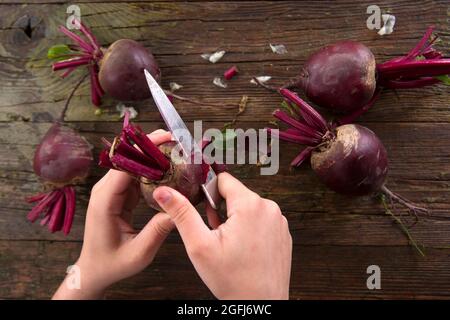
[269, 89, 427, 215]
[99, 113, 211, 211]
[296, 41, 376, 114]
[27, 122, 93, 234]
[256, 27, 450, 122]
[51, 19, 161, 106]
[26, 76, 93, 234]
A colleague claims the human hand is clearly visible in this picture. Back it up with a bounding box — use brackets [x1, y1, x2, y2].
[152, 172, 292, 300]
[53, 130, 174, 299]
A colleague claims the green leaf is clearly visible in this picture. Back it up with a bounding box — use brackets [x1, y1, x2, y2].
[415, 55, 426, 61]
[435, 75, 450, 85]
[280, 100, 295, 116]
[47, 44, 73, 61]
[213, 129, 237, 150]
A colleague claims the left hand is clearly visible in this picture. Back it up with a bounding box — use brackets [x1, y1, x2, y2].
[53, 130, 174, 299]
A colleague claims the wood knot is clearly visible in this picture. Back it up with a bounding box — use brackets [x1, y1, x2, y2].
[12, 14, 45, 45]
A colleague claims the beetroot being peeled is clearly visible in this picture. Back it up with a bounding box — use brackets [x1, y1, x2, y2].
[268, 89, 427, 216]
[98, 113, 223, 211]
[256, 27, 450, 122]
[50, 19, 161, 106]
[26, 76, 94, 235]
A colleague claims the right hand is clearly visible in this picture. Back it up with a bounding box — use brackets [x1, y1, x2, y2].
[153, 172, 292, 300]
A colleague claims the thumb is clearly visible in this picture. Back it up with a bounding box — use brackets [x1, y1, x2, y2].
[153, 186, 211, 251]
[130, 212, 174, 259]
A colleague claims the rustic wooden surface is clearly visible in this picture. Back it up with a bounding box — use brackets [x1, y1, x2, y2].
[0, 0, 449, 299]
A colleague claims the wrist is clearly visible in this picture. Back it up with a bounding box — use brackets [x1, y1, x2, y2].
[75, 258, 110, 296]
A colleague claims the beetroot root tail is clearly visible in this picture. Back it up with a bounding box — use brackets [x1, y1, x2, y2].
[381, 185, 429, 217]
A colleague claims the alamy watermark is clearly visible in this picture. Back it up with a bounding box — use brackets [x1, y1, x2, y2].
[366, 5, 396, 35]
[66, 265, 81, 290]
[169, 121, 280, 176]
[66, 4, 81, 30]
[366, 265, 381, 290]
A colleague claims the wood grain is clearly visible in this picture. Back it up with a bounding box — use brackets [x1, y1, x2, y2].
[0, 0, 449, 299]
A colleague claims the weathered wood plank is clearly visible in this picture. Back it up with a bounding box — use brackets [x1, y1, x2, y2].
[1, 241, 449, 299]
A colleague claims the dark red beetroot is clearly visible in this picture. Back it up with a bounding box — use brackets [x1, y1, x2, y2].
[27, 123, 93, 234]
[51, 19, 160, 106]
[26, 77, 93, 235]
[296, 41, 376, 114]
[99, 113, 216, 211]
[256, 27, 450, 122]
[268, 89, 427, 214]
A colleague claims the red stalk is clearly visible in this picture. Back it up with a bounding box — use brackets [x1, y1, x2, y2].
[267, 128, 319, 146]
[382, 77, 440, 89]
[224, 66, 239, 80]
[89, 66, 102, 106]
[26, 193, 47, 203]
[77, 20, 101, 52]
[60, 67, 76, 78]
[63, 186, 76, 235]
[123, 125, 171, 171]
[114, 138, 162, 169]
[290, 147, 314, 167]
[110, 153, 164, 180]
[98, 149, 114, 168]
[47, 192, 65, 232]
[377, 60, 450, 79]
[273, 109, 323, 141]
[52, 57, 91, 71]
[402, 26, 434, 62]
[337, 88, 381, 126]
[279, 89, 328, 133]
[58, 26, 94, 53]
[27, 190, 61, 222]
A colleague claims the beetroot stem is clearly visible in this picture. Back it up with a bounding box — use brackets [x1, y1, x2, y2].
[382, 77, 440, 89]
[115, 138, 162, 169]
[47, 192, 65, 232]
[77, 20, 101, 52]
[111, 153, 164, 180]
[403, 26, 434, 62]
[273, 109, 323, 141]
[52, 57, 91, 71]
[89, 66, 102, 106]
[291, 147, 314, 167]
[337, 88, 381, 126]
[58, 26, 94, 53]
[27, 190, 61, 222]
[123, 126, 171, 171]
[280, 89, 328, 133]
[267, 128, 319, 146]
[62, 186, 76, 235]
[378, 60, 450, 79]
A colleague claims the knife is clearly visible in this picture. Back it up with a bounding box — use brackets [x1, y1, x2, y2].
[144, 69, 221, 210]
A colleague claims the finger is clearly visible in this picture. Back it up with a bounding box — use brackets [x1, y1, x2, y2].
[153, 186, 211, 250]
[130, 212, 175, 258]
[121, 180, 141, 224]
[217, 172, 253, 200]
[147, 130, 172, 146]
[90, 169, 135, 216]
[205, 202, 221, 229]
[217, 172, 257, 216]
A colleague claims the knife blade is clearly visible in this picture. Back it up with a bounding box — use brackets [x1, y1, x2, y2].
[144, 69, 221, 210]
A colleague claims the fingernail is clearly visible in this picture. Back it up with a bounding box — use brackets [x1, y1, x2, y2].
[154, 187, 172, 205]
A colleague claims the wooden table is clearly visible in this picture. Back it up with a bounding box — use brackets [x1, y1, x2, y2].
[1, 1, 449, 299]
